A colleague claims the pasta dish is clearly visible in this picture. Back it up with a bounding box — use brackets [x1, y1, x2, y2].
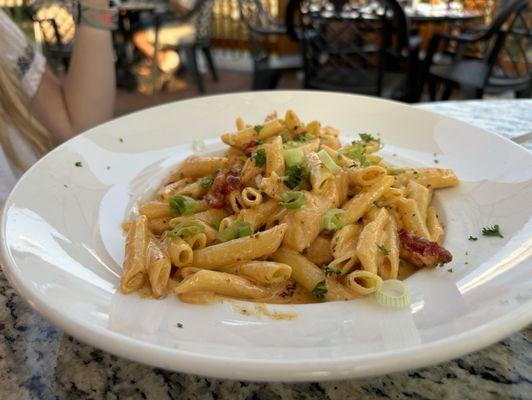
[120, 110, 458, 305]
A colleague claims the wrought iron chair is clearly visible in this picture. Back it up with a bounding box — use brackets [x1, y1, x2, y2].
[29, 1, 75, 71]
[161, 0, 218, 93]
[238, 0, 303, 90]
[420, 0, 531, 100]
[285, 0, 421, 101]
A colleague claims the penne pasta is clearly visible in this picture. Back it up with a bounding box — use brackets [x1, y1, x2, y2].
[121, 110, 458, 304]
[191, 224, 288, 270]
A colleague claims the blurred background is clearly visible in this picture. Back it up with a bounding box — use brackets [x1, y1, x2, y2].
[3, 0, 530, 118]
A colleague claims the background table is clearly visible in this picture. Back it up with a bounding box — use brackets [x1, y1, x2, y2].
[1, 99, 530, 399]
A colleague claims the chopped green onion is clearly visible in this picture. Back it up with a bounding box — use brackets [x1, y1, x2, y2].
[169, 195, 196, 217]
[312, 280, 328, 299]
[253, 148, 266, 167]
[201, 177, 213, 189]
[283, 148, 304, 167]
[218, 222, 254, 242]
[166, 220, 204, 238]
[294, 133, 307, 142]
[192, 139, 205, 154]
[323, 208, 344, 230]
[342, 143, 368, 167]
[237, 223, 253, 238]
[305, 132, 316, 141]
[254, 125, 263, 134]
[280, 191, 306, 209]
[210, 221, 221, 230]
[375, 279, 410, 308]
[317, 149, 340, 173]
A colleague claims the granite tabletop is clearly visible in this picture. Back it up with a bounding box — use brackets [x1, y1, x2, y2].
[1, 99, 531, 400]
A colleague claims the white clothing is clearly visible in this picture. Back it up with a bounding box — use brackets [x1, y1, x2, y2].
[0, 10, 46, 206]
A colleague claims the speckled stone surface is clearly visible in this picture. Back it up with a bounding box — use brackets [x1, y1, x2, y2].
[1, 100, 531, 400]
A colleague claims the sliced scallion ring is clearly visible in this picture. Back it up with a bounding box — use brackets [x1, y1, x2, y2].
[169, 195, 196, 216]
[236, 223, 253, 238]
[280, 191, 306, 209]
[283, 148, 304, 167]
[323, 208, 345, 230]
[317, 149, 339, 173]
[374, 279, 410, 308]
[192, 139, 205, 154]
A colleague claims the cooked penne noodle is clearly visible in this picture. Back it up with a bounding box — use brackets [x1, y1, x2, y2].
[345, 270, 383, 296]
[356, 208, 388, 274]
[426, 206, 445, 244]
[348, 166, 387, 187]
[305, 236, 333, 266]
[305, 152, 332, 193]
[223, 261, 292, 284]
[121, 215, 149, 294]
[400, 168, 459, 189]
[396, 197, 431, 239]
[241, 187, 263, 208]
[191, 224, 288, 270]
[265, 136, 285, 177]
[147, 238, 171, 298]
[340, 175, 394, 225]
[165, 236, 193, 267]
[175, 270, 267, 299]
[380, 215, 400, 280]
[121, 111, 458, 304]
[180, 156, 229, 179]
[184, 233, 207, 251]
[170, 208, 229, 228]
[272, 247, 353, 301]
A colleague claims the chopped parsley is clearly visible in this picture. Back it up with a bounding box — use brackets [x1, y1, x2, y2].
[482, 225, 503, 238]
[253, 148, 266, 167]
[312, 280, 328, 299]
[253, 125, 263, 134]
[257, 139, 265, 145]
[283, 164, 307, 189]
[201, 177, 213, 189]
[323, 266, 341, 277]
[75, 161, 83, 167]
[359, 133, 377, 142]
[377, 244, 390, 255]
[176, 323, 183, 328]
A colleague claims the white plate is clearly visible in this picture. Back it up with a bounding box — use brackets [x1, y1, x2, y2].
[1, 91, 531, 382]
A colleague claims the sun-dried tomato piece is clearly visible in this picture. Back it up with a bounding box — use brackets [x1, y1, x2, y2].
[399, 230, 453, 267]
[205, 168, 242, 209]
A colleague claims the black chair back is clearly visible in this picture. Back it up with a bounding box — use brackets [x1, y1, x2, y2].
[289, 0, 411, 95]
[237, 0, 287, 62]
[488, 0, 531, 85]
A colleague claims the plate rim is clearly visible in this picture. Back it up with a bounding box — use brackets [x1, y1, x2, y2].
[1, 91, 531, 381]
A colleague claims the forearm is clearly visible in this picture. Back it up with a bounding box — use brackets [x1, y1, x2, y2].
[63, 23, 115, 134]
[30, 1, 116, 144]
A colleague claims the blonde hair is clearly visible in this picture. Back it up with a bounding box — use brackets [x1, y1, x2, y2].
[0, 56, 53, 171]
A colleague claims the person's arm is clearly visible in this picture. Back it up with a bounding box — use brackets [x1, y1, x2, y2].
[30, 1, 115, 144]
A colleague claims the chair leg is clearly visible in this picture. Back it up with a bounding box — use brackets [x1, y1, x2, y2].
[474, 88, 484, 99]
[516, 86, 532, 98]
[442, 82, 454, 100]
[185, 47, 205, 93]
[202, 46, 218, 82]
[267, 70, 281, 89]
[428, 77, 438, 101]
